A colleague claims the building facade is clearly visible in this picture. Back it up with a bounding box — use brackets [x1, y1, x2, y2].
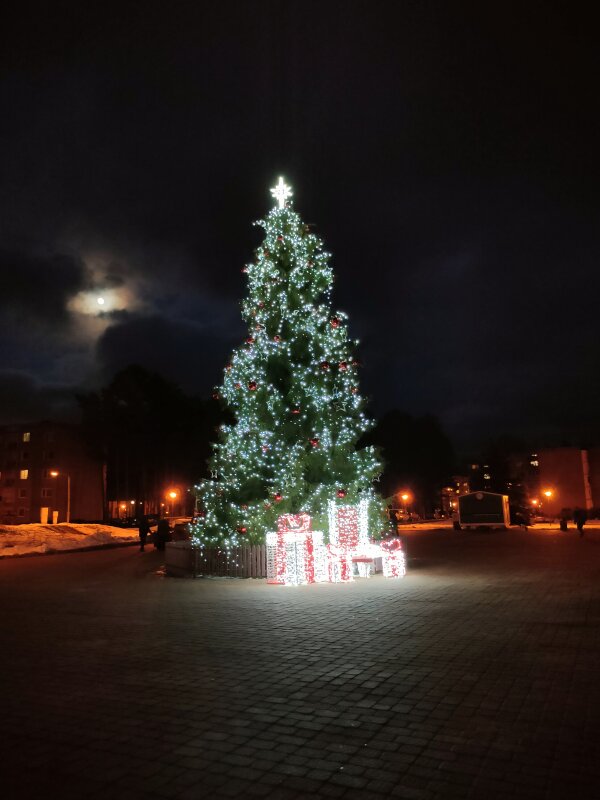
[0, 422, 104, 525]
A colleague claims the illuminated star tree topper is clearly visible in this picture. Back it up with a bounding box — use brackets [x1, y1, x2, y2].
[270, 176, 293, 209]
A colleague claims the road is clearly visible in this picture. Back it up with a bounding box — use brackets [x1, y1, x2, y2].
[1, 528, 599, 799]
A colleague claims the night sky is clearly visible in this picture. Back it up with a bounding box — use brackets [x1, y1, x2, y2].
[1, 1, 598, 451]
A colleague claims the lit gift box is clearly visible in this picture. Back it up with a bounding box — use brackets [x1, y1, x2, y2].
[266, 514, 327, 585]
[379, 538, 406, 579]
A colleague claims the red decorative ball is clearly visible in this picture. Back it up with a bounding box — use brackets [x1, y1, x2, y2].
[234, 383, 241, 390]
[245, 336, 255, 345]
[330, 317, 341, 328]
[258, 301, 265, 308]
[212, 392, 220, 400]
[248, 381, 257, 391]
[273, 335, 281, 343]
[339, 361, 347, 371]
[277, 235, 284, 242]
[274, 493, 283, 502]
[320, 361, 330, 371]
[351, 386, 358, 394]
[237, 526, 247, 534]
[241, 504, 248, 511]
[241, 267, 248, 273]
[337, 489, 347, 498]
[309, 438, 320, 448]
[291, 408, 301, 415]
[261, 445, 269, 453]
[225, 364, 232, 372]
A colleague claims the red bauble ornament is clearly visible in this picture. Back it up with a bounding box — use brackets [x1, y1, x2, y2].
[241, 504, 248, 511]
[212, 392, 220, 400]
[225, 363, 232, 372]
[237, 526, 247, 534]
[241, 267, 248, 274]
[337, 489, 347, 498]
[273, 335, 281, 343]
[320, 361, 330, 371]
[261, 445, 269, 453]
[234, 382, 241, 390]
[245, 336, 255, 345]
[248, 381, 257, 391]
[258, 301, 265, 308]
[309, 438, 320, 448]
[277, 235, 284, 242]
[274, 493, 283, 503]
[330, 317, 341, 328]
[291, 408, 301, 415]
[351, 386, 358, 394]
[339, 361, 347, 371]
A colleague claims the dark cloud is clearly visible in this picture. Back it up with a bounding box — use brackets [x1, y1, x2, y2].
[0, 249, 87, 324]
[0, 371, 78, 424]
[95, 313, 241, 393]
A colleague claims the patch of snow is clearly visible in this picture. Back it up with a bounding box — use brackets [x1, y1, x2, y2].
[0, 523, 139, 558]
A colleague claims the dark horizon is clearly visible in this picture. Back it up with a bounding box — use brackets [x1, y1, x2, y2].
[1, 1, 599, 451]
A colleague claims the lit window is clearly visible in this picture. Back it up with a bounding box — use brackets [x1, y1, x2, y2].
[20, 469, 29, 480]
[530, 460, 539, 467]
[22, 432, 31, 442]
[483, 473, 491, 480]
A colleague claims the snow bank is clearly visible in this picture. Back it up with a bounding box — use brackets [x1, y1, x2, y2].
[0, 523, 139, 558]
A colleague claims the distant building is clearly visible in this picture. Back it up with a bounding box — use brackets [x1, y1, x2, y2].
[529, 447, 595, 515]
[0, 422, 104, 525]
[441, 476, 470, 515]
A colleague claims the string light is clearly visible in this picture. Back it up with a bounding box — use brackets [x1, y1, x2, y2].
[191, 180, 388, 561]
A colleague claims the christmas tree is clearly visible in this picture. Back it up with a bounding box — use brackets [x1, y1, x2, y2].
[193, 178, 385, 546]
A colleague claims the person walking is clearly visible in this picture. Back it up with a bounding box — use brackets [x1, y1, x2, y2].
[156, 517, 171, 551]
[573, 507, 587, 537]
[138, 517, 151, 551]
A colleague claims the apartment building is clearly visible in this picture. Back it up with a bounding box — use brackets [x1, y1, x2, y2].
[0, 422, 103, 524]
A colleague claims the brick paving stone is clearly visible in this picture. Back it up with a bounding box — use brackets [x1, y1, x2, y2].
[1, 529, 600, 799]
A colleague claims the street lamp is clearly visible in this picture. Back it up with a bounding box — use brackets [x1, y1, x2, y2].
[50, 470, 71, 523]
[165, 489, 179, 517]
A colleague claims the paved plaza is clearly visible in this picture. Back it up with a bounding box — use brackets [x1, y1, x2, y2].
[1, 528, 599, 799]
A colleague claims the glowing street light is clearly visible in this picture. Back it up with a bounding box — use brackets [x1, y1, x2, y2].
[168, 490, 178, 500]
[49, 470, 71, 523]
[543, 489, 554, 498]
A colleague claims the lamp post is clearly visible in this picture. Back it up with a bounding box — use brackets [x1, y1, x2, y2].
[166, 489, 179, 516]
[50, 470, 71, 523]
